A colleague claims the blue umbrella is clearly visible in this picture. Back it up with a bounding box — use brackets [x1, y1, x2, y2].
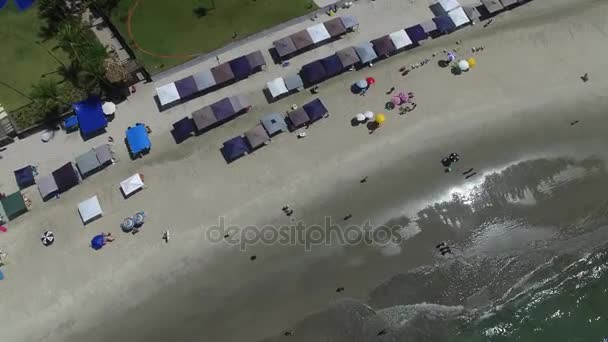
[91, 234, 105, 250]
[133, 212, 145, 226]
[356, 79, 368, 89]
[121, 217, 134, 232]
[447, 52, 456, 62]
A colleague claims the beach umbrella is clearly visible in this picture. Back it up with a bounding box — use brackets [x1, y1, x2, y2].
[121, 217, 134, 232]
[458, 60, 470, 71]
[355, 113, 366, 122]
[447, 52, 456, 62]
[41, 231, 54, 246]
[365, 77, 376, 85]
[467, 57, 476, 68]
[364, 111, 374, 120]
[356, 80, 368, 89]
[91, 234, 105, 250]
[391, 96, 402, 106]
[375, 113, 386, 124]
[102, 102, 116, 115]
[40, 130, 52, 142]
[398, 91, 409, 103]
[133, 211, 146, 226]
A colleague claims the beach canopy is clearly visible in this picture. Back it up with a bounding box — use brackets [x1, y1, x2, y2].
[0, 192, 27, 220]
[246, 50, 266, 70]
[287, 108, 310, 129]
[260, 113, 287, 136]
[463, 6, 481, 22]
[52, 162, 79, 193]
[229, 56, 253, 80]
[120, 173, 144, 197]
[500, 0, 518, 7]
[291, 30, 314, 50]
[94, 144, 113, 166]
[76, 149, 102, 178]
[229, 95, 251, 113]
[354, 42, 378, 64]
[222, 136, 250, 162]
[37, 175, 59, 200]
[193, 69, 217, 92]
[91, 234, 105, 250]
[448, 7, 471, 27]
[273, 36, 297, 57]
[267, 78, 289, 98]
[211, 63, 235, 85]
[340, 14, 359, 31]
[78, 195, 102, 224]
[126, 124, 151, 155]
[14, 166, 35, 189]
[284, 73, 304, 91]
[438, 0, 461, 12]
[174, 76, 198, 99]
[405, 24, 429, 43]
[320, 54, 344, 77]
[245, 124, 270, 149]
[336, 47, 360, 68]
[172, 117, 195, 143]
[73, 97, 107, 138]
[371, 36, 396, 56]
[323, 17, 347, 37]
[307, 24, 331, 44]
[433, 15, 457, 34]
[303, 98, 328, 122]
[192, 106, 218, 132]
[389, 30, 413, 49]
[481, 0, 504, 14]
[156, 83, 180, 106]
[211, 97, 236, 121]
[420, 19, 438, 34]
[300, 60, 327, 85]
[102, 102, 116, 115]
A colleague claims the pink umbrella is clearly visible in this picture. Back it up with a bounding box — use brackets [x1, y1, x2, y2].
[0, 226, 7, 233]
[391, 96, 402, 106]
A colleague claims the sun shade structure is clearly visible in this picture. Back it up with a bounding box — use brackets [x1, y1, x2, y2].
[52, 162, 80, 193]
[420, 19, 438, 34]
[437, 0, 461, 12]
[354, 42, 378, 64]
[120, 173, 144, 197]
[222, 136, 250, 163]
[300, 60, 327, 85]
[371, 36, 396, 56]
[0, 192, 27, 220]
[211, 97, 236, 121]
[267, 78, 289, 98]
[448, 7, 471, 27]
[14, 166, 35, 189]
[245, 124, 270, 149]
[126, 124, 151, 156]
[433, 15, 457, 33]
[76, 149, 102, 178]
[172, 117, 195, 143]
[291, 30, 314, 51]
[463, 6, 481, 22]
[37, 175, 59, 201]
[303, 98, 328, 122]
[229, 56, 253, 80]
[307, 24, 331, 44]
[499, 0, 518, 7]
[284, 73, 304, 91]
[321, 54, 344, 77]
[405, 24, 429, 44]
[324, 17, 347, 37]
[287, 108, 310, 129]
[389, 30, 413, 49]
[192, 69, 217, 92]
[174, 76, 198, 99]
[481, 0, 504, 14]
[245, 50, 266, 70]
[336, 47, 360, 68]
[73, 97, 108, 139]
[211, 63, 235, 85]
[192, 106, 218, 132]
[78, 195, 102, 224]
[228, 95, 251, 114]
[94, 144, 113, 166]
[340, 14, 359, 31]
[273, 36, 297, 58]
[261, 113, 287, 136]
[156, 83, 180, 106]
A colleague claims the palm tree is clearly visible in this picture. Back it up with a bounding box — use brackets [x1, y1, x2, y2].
[56, 61, 83, 86]
[30, 79, 64, 119]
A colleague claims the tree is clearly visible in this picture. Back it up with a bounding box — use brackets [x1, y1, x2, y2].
[193, 6, 208, 18]
[31, 79, 62, 113]
[38, 0, 71, 38]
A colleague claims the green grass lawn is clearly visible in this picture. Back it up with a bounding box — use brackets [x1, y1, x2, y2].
[112, 0, 316, 73]
[0, 3, 67, 111]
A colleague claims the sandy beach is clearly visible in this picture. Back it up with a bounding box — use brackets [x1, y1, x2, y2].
[2, 0, 608, 341]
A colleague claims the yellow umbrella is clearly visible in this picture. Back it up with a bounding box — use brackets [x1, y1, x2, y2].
[375, 113, 386, 124]
[467, 57, 476, 68]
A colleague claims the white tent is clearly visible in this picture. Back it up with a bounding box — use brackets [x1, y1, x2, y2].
[120, 174, 144, 197]
[389, 30, 413, 49]
[438, 0, 461, 12]
[78, 195, 103, 224]
[156, 83, 180, 106]
[448, 7, 471, 27]
[266, 78, 289, 98]
[306, 24, 331, 44]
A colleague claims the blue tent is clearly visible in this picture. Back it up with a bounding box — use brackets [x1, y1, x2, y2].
[433, 15, 457, 34]
[0, 0, 8, 10]
[211, 97, 236, 121]
[14, 165, 35, 189]
[73, 97, 108, 139]
[320, 55, 344, 78]
[303, 98, 328, 122]
[64, 115, 79, 132]
[126, 124, 151, 156]
[172, 117, 195, 144]
[229, 56, 253, 80]
[174, 76, 198, 99]
[14, 0, 33, 10]
[221, 136, 250, 163]
[300, 60, 327, 86]
[405, 24, 429, 44]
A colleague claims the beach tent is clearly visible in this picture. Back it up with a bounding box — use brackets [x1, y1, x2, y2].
[340, 14, 359, 31]
[463, 6, 481, 22]
[500, 0, 518, 7]
[37, 175, 59, 201]
[300, 60, 327, 86]
[221, 136, 250, 163]
[120, 173, 144, 197]
[303, 98, 328, 122]
[52, 162, 80, 193]
[437, 0, 461, 12]
[211, 97, 236, 121]
[448, 7, 471, 28]
[78, 195, 102, 224]
[336, 47, 361, 68]
[174, 76, 198, 99]
[73, 97, 108, 139]
[75, 149, 102, 178]
[267, 78, 289, 99]
[126, 124, 151, 156]
[323, 17, 347, 37]
[405, 24, 429, 44]
[94, 144, 113, 167]
[192, 106, 218, 132]
[307, 24, 331, 44]
[193, 69, 217, 92]
[14, 165, 35, 189]
[229, 56, 253, 80]
[287, 108, 311, 130]
[291, 30, 314, 51]
[320, 54, 344, 78]
[211, 63, 235, 85]
[433, 15, 457, 34]
[260, 113, 287, 136]
[420, 19, 439, 35]
[172, 117, 195, 143]
[354, 42, 378, 64]
[273, 36, 297, 58]
[284, 73, 304, 92]
[245, 125, 270, 150]
[389, 30, 413, 50]
[156, 83, 180, 106]
[0, 192, 27, 221]
[371, 36, 396, 57]
[246, 50, 266, 71]
[228, 95, 251, 114]
[481, 0, 504, 14]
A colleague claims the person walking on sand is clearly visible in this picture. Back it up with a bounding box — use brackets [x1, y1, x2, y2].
[581, 73, 589, 82]
[360, 176, 368, 183]
[386, 86, 395, 94]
